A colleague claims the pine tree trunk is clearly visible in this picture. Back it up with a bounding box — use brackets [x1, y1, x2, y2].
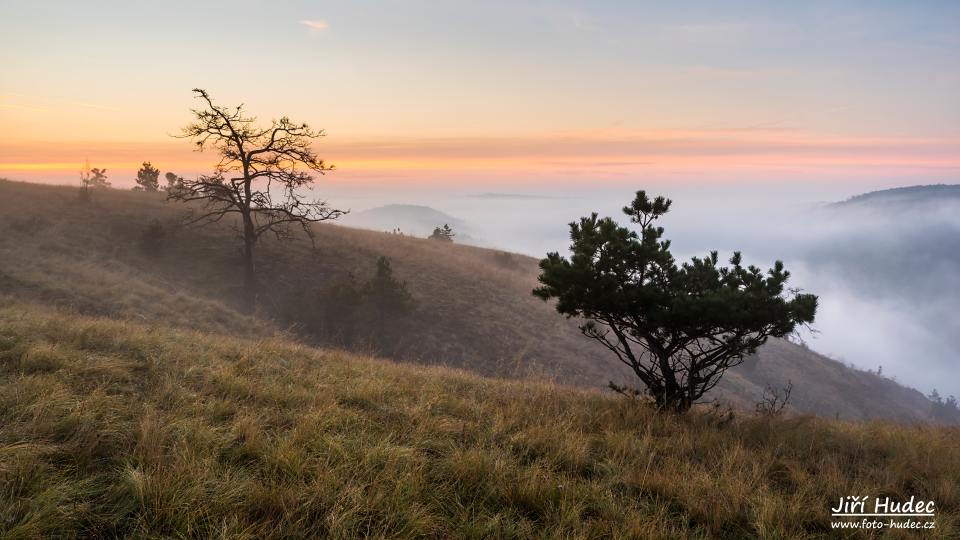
[653, 387, 693, 413]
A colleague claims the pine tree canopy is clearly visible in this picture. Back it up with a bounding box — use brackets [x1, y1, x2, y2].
[533, 190, 817, 412]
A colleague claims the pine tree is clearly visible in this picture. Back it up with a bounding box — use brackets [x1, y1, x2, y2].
[363, 256, 416, 321]
[80, 160, 110, 189]
[134, 162, 161, 192]
[534, 190, 818, 412]
[429, 224, 455, 242]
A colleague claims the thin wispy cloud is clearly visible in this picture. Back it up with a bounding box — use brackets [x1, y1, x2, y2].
[75, 102, 120, 112]
[300, 19, 329, 32]
[0, 102, 51, 113]
[0, 92, 118, 112]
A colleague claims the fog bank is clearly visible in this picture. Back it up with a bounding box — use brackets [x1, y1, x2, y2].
[327, 180, 960, 397]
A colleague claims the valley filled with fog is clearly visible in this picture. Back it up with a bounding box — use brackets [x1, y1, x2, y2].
[336, 182, 960, 397]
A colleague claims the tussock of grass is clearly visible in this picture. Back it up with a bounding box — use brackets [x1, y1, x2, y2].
[0, 305, 957, 538]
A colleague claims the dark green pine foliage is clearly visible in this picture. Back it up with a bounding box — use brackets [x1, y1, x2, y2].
[534, 190, 818, 412]
[315, 273, 364, 344]
[312, 257, 416, 348]
[363, 256, 416, 322]
[429, 224, 455, 242]
[134, 162, 161, 192]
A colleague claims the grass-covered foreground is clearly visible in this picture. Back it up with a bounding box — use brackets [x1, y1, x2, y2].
[0, 306, 957, 538]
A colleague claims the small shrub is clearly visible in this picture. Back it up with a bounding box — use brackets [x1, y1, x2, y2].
[164, 172, 184, 194]
[362, 256, 416, 321]
[703, 401, 736, 427]
[140, 219, 167, 257]
[493, 251, 520, 270]
[929, 389, 960, 424]
[313, 257, 417, 350]
[315, 273, 363, 343]
[755, 381, 793, 417]
[428, 224, 455, 242]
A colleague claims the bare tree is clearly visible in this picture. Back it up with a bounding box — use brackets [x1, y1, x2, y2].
[169, 88, 346, 308]
[755, 381, 793, 416]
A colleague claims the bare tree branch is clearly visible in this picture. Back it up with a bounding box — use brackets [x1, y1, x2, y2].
[169, 89, 347, 308]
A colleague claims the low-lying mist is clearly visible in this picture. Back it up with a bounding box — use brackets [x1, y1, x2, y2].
[333, 180, 960, 397]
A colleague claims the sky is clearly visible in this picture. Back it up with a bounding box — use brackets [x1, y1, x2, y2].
[1, 1, 959, 394]
[1, 0, 959, 187]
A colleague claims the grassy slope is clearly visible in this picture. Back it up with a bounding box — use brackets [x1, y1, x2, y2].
[0, 179, 935, 421]
[1, 306, 957, 538]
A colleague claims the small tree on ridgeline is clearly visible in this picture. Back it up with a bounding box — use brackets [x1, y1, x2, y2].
[80, 160, 111, 189]
[429, 224, 455, 242]
[928, 390, 960, 424]
[533, 190, 818, 413]
[169, 88, 346, 308]
[164, 172, 184, 194]
[78, 160, 109, 201]
[133, 161, 161, 192]
[90, 168, 110, 188]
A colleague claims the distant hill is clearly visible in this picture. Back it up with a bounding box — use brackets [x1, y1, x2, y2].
[833, 183, 960, 207]
[818, 184, 960, 300]
[340, 204, 483, 244]
[0, 179, 942, 422]
[773, 184, 960, 400]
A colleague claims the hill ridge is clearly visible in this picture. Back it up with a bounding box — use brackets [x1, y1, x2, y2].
[0, 178, 938, 422]
[834, 183, 960, 206]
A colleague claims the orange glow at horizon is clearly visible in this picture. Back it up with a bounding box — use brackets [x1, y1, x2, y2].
[3, 129, 959, 187]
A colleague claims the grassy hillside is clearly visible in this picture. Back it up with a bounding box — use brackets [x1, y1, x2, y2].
[0, 179, 938, 421]
[1, 306, 957, 538]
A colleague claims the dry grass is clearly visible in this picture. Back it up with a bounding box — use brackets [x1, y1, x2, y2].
[0, 305, 957, 538]
[0, 179, 938, 422]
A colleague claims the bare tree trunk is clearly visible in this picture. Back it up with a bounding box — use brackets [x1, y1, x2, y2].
[242, 213, 257, 311]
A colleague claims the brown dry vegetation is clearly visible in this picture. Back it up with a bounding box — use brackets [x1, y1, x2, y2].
[1, 305, 958, 538]
[0, 179, 936, 422]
